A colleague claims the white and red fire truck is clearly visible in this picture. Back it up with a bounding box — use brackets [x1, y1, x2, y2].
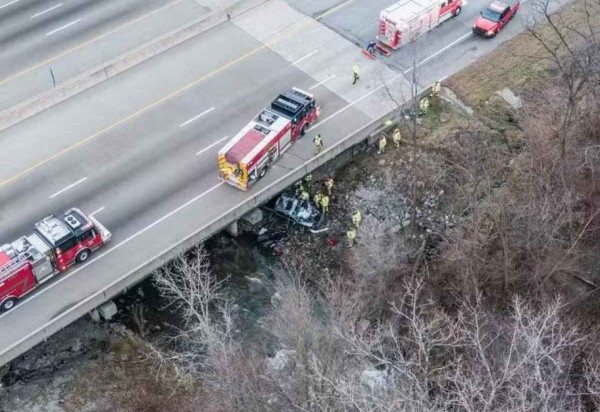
[0, 208, 111, 311]
[377, 0, 463, 52]
[218, 87, 321, 191]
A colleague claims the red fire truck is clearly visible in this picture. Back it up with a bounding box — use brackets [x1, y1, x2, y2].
[0, 208, 111, 311]
[377, 0, 463, 52]
[218, 87, 321, 191]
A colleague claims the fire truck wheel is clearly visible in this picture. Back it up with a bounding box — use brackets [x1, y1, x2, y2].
[1, 298, 17, 311]
[76, 249, 91, 263]
[258, 166, 268, 179]
[300, 123, 308, 136]
[453, 6, 461, 16]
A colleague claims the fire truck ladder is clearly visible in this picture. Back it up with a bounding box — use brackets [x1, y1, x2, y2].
[0, 251, 32, 279]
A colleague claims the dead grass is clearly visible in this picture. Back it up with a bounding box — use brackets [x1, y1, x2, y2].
[63, 335, 200, 412]
[447, 0, 600, 107]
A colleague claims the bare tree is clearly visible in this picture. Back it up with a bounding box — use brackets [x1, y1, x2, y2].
[149, 246, 236, 380]
[525, 0, 600, 236]
[127, 302, 148, 338]
[381, 35, 430, 236]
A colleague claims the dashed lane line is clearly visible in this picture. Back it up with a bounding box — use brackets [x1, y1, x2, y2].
[48, 177, 87, 199]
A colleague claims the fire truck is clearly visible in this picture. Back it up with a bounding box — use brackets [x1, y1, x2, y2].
[218, 87, 321, 191]
[0, 208, 111, 311]
[377, 0, 463, 52]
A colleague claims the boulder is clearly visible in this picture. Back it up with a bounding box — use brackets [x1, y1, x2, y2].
[98, 300, 117, 321]
[242, 208, 263, 226]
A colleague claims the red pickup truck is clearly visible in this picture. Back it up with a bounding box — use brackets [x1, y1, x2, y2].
[473, 0, 520, 37]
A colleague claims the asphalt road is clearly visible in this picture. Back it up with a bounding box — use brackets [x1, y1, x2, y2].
[0, 0, 173, 78]
[0, 0, 562, 364]
[293, 0, 560, 85]
[0, 0, 215, 112]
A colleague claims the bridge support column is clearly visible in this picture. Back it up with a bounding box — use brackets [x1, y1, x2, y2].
[226, 220, 239, 237]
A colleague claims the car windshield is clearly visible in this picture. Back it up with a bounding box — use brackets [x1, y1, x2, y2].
[481, 7, 501, 21]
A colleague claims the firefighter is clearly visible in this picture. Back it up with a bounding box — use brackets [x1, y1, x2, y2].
[430, 80, 442, 97]
[366, 40, 376, 55]
[378, 134, 387, 154]
[352, 210, 362, 228]
[294, 180, 304, 195]
[352, 65, 360, 85]
[313, 133, 323, 154]
[303, 173, 312, 185]
[324, 176, 334, 195]
[419, 97, 430, 114]
[346, 227, 356, 247]
[314, 192, 323, 208]
[299, 189, 310, 201]
[392, 128, 402, 148]
[320, 194, 330, 213]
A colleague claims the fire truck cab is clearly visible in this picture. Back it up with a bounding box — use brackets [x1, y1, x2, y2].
[218, 88, 321, 191]
[0, 208, 111, 311]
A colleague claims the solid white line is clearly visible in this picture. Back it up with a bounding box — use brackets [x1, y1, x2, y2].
[404, 31, 472, 74]
[313, 73, 404, 129]
[48, 177, 87, 199]
[30, 3, 62, 19]
[309, 74, 336, 91]
[0, 0, 19, 10]
[196, 135, 230, 155]
[180, 107, 215, 127]
[90, 206, 105, 217]
[292, 49, 319, 65]
[0, 182, 225, 327]
[46, 19, 81, 36]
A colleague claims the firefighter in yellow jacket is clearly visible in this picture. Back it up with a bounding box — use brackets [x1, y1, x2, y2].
[378, 135, 387, 154]
[392, 128, 402, 148]
[320, 194, 330, 213]
[352, 210, 362, 228]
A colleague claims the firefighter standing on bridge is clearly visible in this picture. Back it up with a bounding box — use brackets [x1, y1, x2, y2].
[352, 65, 360, 85]
[314, 133, 323, 154]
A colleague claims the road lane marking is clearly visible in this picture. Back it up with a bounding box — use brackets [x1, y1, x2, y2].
[196, 135, 230, 155]
[0, 0, 19, 10]
[0, 0, 394, 188]
[46, 19, 81, 36]
[90, 206, 105, 216]
[403, 31, 472, 74]
[309, 74, 336, 90]
[0, 181, 225, 327]
[292, 49, 319, 66]
[0, 0, 185, 87]
[48, 177, 87, 198]
[0, 18, 332, 187]
[318, 0, 359, 18]
[180, 107, 215, 127]
[30, 3, 63, 19]
[313, 73, 403, 129]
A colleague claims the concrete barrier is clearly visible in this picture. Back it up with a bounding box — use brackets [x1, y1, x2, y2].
[0, 0, 269, 132]
[0, 108, 395, 367]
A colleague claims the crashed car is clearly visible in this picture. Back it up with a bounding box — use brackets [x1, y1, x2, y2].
[262, 194, 328, 233]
